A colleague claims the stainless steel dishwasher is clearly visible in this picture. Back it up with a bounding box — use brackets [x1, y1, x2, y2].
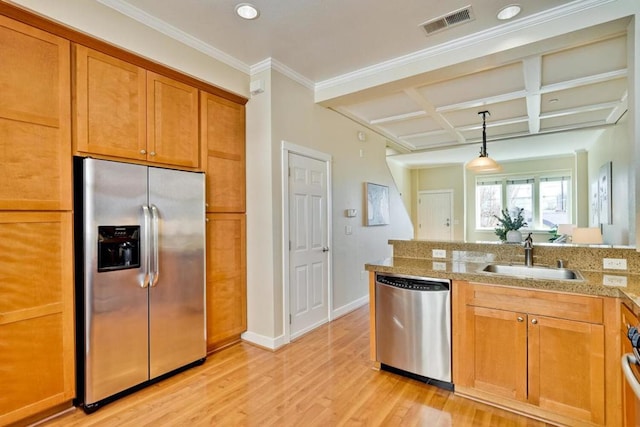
[375, 272, 452, 388]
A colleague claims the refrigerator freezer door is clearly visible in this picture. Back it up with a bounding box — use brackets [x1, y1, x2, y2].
[83, 159, 150, 405]
[148, 167, 206, 378]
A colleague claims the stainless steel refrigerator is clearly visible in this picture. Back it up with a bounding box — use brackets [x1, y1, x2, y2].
[74, 158, 206, 412]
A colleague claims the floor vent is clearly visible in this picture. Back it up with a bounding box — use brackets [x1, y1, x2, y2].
[421, 6, 475, 35]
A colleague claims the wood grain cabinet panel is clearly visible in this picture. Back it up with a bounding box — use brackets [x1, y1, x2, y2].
[147, 72, 199, 168]
[206, 213, 247, 352]
[0, 16, 71, 210]
[74, 47, 199, 168]
[454, 281, 608, 426]
[0, 212, 74, 426]
[201, 92, 246, 213]
[74, 45, 147, 161]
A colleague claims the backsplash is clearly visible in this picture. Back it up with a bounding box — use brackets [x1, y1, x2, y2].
[390, 240, 640, 274]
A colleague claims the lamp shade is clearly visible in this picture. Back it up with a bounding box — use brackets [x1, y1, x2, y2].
[466, 155, 502, 172]
[571, 227, 603, 244]
[467, 110, 501, 172]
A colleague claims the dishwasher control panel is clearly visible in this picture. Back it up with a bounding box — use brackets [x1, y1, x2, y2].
[376, 274, 450, 291]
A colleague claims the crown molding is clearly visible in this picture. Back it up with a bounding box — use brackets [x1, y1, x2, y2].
[96, 0, 250, 74]
[250, 58, 315, 90]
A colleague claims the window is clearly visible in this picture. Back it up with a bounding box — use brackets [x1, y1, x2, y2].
[476, 173, 571, 230]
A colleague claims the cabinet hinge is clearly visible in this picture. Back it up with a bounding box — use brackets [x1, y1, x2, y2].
[289, 241, 291, 251]
[289, 314, 292, 324]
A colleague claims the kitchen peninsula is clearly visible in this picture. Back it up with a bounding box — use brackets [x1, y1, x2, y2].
[366, 239, 640, 427]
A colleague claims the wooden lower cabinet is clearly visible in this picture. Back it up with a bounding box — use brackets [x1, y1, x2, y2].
[206, 213, 247, 353]
[454, 281, 619, 426]
[0, 212, 74, 425]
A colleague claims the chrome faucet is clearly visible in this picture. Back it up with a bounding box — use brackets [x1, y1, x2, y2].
[524, 233, 534, 267]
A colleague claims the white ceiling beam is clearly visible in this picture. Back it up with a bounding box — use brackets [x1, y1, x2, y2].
[523, 56, 542, 134]
[435, 90, 527, 113]
[539, 101, 622, 119]
[369, 110, 426, 125]
[541, 69, 627, 93]
[403, 88, 465, 144]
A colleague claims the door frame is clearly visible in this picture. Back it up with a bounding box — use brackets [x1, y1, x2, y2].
[281, 141, 333, 344]
[417, 189, 454, 240]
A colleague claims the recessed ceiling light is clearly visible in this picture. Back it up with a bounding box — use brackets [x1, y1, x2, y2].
[235, 3, 259, 20]
[497, 4, 522, 20]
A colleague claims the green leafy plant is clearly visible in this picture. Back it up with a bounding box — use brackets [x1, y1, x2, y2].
[493, 207, 527, 241]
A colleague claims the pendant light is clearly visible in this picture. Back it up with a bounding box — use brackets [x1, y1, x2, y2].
[466, 110, 502, 172]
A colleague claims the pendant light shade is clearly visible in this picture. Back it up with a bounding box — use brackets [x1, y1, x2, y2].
[466, 110, 502, 172]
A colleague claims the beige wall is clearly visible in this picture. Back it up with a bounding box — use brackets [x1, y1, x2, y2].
[245, 69, 413, 347]
[588, 118, 633, 245]
[386, 158, 412, 215]
[411, 165, 465, 241]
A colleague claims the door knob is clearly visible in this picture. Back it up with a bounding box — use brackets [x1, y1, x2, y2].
[517, 316, 524, 322]
[322, 247, 329, 252]
[531, 318, 538, 325]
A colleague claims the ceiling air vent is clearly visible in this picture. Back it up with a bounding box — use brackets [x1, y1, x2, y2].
[421, 5, 475, 36]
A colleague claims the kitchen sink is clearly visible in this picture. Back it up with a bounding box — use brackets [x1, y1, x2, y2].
[479, 264, 584, 281]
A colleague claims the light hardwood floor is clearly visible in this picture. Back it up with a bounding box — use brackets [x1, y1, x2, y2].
[41, 305, 551, 426]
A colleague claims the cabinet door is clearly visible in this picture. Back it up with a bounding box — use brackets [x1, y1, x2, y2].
[459, 305, 528, 401]
[0, 212, 74, 425]
[147, 72, 199, 168]
[201, 92, 246, 212]
[74, 45, 147, 161]
[0, 16, 71, 210]
[206, 214, 247, 352]
[528, 315, 605, 425]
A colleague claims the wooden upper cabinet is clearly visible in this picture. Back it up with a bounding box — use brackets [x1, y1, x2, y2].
[147, 72, 199, 168]
[0, 16, 71, 210]
[201, 92, 246, 212]
[74, 46, 199, 168]
[74, 45, 147, 161]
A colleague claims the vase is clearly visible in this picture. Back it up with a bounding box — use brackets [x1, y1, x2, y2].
[506, 230, 523, 243]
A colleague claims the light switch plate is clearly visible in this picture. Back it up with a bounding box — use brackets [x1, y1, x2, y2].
[603, 258, 627, 270]
[432, 249, 446, 258]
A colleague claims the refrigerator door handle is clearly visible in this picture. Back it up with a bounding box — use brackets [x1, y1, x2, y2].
[140, 205, 151, 288]
[150, 204, 160, 287]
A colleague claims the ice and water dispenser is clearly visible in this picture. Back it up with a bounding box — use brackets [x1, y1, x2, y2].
[97, 226, 140, 272]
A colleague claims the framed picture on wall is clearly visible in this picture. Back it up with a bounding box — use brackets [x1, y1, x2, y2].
[590, 180, 599, 227]
[598, 161, 612, 225]
[365, 182, 389, 226]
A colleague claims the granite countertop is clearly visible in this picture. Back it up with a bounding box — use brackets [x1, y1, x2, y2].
[365, 257, 640, 314]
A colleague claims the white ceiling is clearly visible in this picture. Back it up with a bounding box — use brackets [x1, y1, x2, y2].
[96, 0, 633, 167]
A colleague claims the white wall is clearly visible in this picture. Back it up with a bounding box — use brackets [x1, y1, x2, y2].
[244, 69, 413, 347]
[588, 119, 633, 245]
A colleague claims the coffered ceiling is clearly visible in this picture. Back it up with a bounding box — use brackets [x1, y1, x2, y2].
[91, 0, 635, 167]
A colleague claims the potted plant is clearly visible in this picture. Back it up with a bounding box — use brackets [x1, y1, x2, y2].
[493, 207, 528, 242]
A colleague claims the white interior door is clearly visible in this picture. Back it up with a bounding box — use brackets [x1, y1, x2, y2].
[288, 153, 329, 339]
[417, 191, 453, 241]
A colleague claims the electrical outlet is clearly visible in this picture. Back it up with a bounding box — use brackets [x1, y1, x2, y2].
[603, 275, 627, 287]
[432, 262, 447, 271]
[432, 249, 446, 259]
[603, 258, 627, 270]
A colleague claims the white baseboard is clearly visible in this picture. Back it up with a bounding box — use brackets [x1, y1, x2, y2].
[241, 330, 286, 351]
[332, 295, 368, 319]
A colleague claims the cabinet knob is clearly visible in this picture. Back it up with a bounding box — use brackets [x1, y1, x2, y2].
[517, 316, 524, 322]
[531, 319, 538, 325]
[150, 151, 156, 156]
[140, 149, 146, 154]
